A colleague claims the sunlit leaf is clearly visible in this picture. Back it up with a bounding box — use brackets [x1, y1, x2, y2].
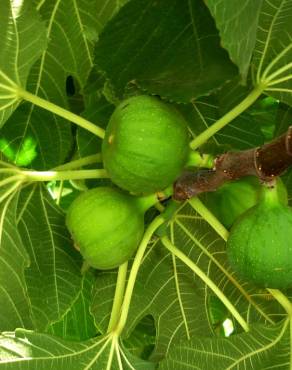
[0, 0, 46, 126]
[0, 2, 292, 369]
[96, 0, 129, 34]
[0, 330, 156, 369]
[16, 184, 82, 330]
[253, 0, 292, 106]
[159, 319, 290, 370]
[47, 270, 97, 341]
[206, 0, 263, 79]
[1, 0, 105, 169]
[0, 186, 33, 331]
[92, 201, 284, 362]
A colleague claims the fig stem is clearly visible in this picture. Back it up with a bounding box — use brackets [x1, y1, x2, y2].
[188, 197, 275, 324]
[260, 181, 286, 206]
[161, 236, 249, 333]
[114, 215, 165, 335]
[185, 150, 214, 169]
[0, 180, 23, 204]
[22, 169, 109, 182]
[0, 168, 21, 174]
[52, 154, 102, 171]
[136, 185, 173, 213]
[267, 289, 292, 317]
[188, 197, 229, 241]
[189, 84, 265, 150]
[136, 193, 159, 213]
[81, 260, 91, 275]
[0, 174, 25, 188]
[17, 88, 105, 139]
[56, 181, 64, 205]
[107, 262, 128, 333]
[260, 177, 288, 207]
[0, 160, 18, 168]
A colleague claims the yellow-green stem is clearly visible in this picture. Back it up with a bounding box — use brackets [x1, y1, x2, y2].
[186, 150, 214, 168]
[0, 180, 23, 203]
[56, 181, 64, 205]
[0, 174, 24, 188]
[114, 216, 164, 335]
[260, 44, 292, 81]
[188, 197, 280, 324]
[266, 87, 292, 94]
[189, 85, 265, 150]
[266, 75, 292, 86]
[264, 62, 292, 84]
[161, 236, 249, 332]
[0, 160, 17, 168]
[136, 193, 159, 213]
[23, 169, 108, 182]
[53, 154, 102, 171]
[107, 262, 128, 333]
[17, 89, 105, 139]
[267, 289, 292, 317]
[189, 197, 229, 241]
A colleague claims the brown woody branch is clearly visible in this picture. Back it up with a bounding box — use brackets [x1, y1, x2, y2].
[173, 127, 292, 201]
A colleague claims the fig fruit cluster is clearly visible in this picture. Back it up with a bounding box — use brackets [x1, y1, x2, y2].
[66, 95, 190, 270]
[66, 93, 292, 288]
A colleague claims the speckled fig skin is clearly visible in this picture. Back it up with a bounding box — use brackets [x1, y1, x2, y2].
[66, 187, 145, 270]
[102, 95, 190, 194]
[227, 184, 292, 288]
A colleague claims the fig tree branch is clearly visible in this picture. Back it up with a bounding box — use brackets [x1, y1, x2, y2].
[174, 126, 292, 200]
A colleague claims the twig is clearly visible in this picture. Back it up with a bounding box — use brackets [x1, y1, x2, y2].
[174, 127, 292, 200]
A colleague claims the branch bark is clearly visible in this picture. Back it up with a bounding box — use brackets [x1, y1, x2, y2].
[174, 127, 292, 200]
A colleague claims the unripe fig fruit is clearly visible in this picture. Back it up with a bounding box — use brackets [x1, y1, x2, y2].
[66, 187, 155, 270]
[203, 177, 261, 228]
[227, 181, 292, 288]
[102, 95, 190, 194]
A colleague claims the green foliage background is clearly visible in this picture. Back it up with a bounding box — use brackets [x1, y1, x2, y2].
[0, 0, 292, 369]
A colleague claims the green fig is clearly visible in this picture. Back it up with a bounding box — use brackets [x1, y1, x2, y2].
[202, 177, 261, 228]
[66, 187, 156, 270]
[102, 95, 190, 194]
[227, 180, 292, 288]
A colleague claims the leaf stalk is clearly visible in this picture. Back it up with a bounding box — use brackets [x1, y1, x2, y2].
[114, 216, 164, 335]
[17, 89, 105, 139]
[22, 169, 109, 182]
[161, 236, 249, 332]
[189, 85, 265, 150]
[107, 262, 128, 333]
